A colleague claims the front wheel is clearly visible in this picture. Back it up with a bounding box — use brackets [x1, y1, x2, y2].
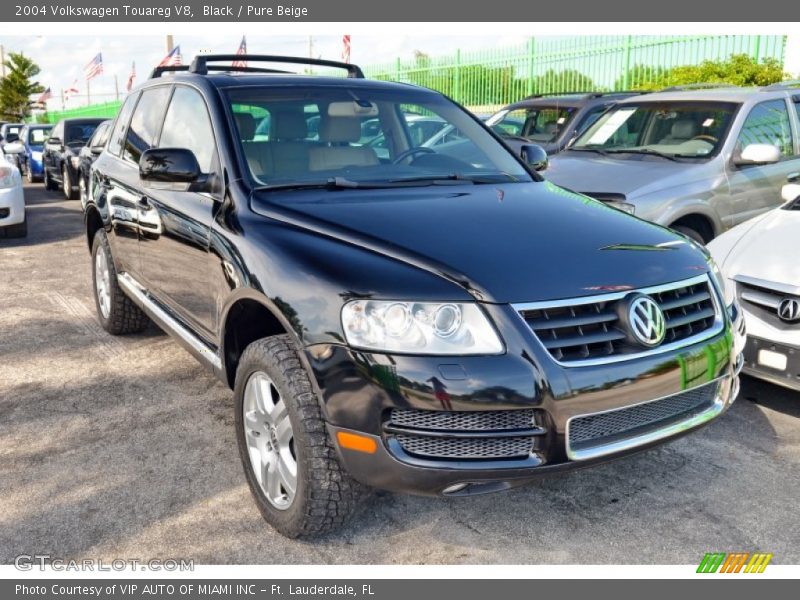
[43, 166, 57, 191]
[25, 163, 34, 183]
[234, 335, 366, 538]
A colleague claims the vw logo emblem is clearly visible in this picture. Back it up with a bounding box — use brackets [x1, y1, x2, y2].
[627, 295, 666, 347]
[778, 298, 800, 323]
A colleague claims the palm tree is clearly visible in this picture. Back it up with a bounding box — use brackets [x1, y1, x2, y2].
[0, 52, 45, 120]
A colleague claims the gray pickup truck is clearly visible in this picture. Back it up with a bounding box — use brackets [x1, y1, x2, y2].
[545, 83, 800, 243]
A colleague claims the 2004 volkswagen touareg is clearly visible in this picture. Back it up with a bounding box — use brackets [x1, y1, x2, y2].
[84, 55, 745, 538]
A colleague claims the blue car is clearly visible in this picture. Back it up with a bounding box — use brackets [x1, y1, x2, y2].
[17, 124, 53, 183]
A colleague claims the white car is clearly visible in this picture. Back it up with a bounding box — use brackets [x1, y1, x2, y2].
[0, 149, 26, 238]
[708, 183, 800, 392]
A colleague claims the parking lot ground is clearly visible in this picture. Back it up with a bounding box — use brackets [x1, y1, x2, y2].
[1, 182, 799, 565]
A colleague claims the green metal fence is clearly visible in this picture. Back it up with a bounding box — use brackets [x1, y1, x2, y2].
[40, 35, 786, 122]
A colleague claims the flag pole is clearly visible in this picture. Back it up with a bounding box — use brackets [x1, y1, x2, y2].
[60, 89, 65, 111]
[114, 75, 119, 101]
[87, 79, 91, 105]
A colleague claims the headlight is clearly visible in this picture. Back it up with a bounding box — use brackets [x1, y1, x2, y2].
[70, 156, 81, 169]
[31, 151, 42, 161]
[708, 258, 734, 306]
[341, 300, 504, 355]
[0, 166, 15, 189]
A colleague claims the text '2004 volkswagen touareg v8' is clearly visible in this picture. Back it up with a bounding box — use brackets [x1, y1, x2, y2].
[84, 55, 745, 538]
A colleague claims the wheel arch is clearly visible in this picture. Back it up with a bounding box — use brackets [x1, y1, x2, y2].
[84, 203, 104, 253]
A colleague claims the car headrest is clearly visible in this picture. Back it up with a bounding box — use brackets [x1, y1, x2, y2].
[273, 112, 308, 141]
[234, 112, 256, 141]
[671, 119, 698, 140]
[319, 116, 361, 144]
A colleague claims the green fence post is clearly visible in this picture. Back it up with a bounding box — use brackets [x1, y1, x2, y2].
[395, 57, 401, 82]
[623, 35, 633, 90]
[527, 37, 536, 95]
[754, 35, 761, 63]
[454, 48, 461, 103]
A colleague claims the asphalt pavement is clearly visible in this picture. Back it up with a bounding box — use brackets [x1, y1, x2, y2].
[1, 182, 798, 564]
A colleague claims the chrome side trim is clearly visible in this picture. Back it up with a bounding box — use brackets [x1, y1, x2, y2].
[740, 290, 781, 310]
[565, 378, 728, 461]
[512, 274, 725, 367]
[117, 272, 222, 371]
[734, 274, 800, 298]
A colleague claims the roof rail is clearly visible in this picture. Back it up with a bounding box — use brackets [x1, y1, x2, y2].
[188, 54, 365, 78]
[524, 90, 645, 100]
[149, 64, 295, 79]
[762, 79, 800, 91]
[660, 82, 737, 92]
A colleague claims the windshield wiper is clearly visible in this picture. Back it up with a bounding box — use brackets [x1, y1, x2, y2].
[255, 174, 519, 192]
[604, 148, 683, 162]
[254, 177, 392, 191]
[569, 146, 610, 156]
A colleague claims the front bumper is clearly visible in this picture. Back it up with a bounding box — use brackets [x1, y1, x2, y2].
[0, 183, 25, 227]
[307, 302, 743, 496]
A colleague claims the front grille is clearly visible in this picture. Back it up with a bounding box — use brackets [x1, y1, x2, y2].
[394, 435, 534, 459]
[386, 408, 542, 462]
[738, 279, 799, 328]
[568, 382, 718, 451]
[518, 276, 719, 363]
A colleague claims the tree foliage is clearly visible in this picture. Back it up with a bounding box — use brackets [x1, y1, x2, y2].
[0, 52, 45, 121]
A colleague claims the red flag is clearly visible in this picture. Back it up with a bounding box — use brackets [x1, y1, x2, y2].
[64, 81, 79, 102]
[342, 35, 351, 64]
[158, 46, 182, 67]
[84, 53, 103, 81]
[37, 87, 53, 103]
[126, 62, 136, 91]
[232, 36, 247, 68]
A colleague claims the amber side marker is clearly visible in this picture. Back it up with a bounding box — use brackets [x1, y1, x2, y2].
[337, 431, 378, 454]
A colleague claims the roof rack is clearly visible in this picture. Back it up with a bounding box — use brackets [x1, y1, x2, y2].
[523, 90, 644, 100]
[660, 82, 737, 92]
[189, 54, 365, 78]
[149, 64, 294, 79]
[762, 79, 800, 91]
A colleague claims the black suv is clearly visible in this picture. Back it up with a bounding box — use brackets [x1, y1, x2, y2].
[43, 117, 106, 199]
[84, 55, 743, 538]
[485, 91, 643, 157]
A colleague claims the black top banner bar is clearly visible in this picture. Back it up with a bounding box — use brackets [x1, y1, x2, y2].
[3, 0, 796, 22]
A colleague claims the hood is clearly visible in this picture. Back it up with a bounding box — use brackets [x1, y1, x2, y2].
[711, 208, 800, 285]
[545, 152, 710, 199]
[252, 181, 710, 304]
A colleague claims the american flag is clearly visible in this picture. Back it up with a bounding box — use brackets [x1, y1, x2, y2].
[232, 36, 247, 68]
[64, 81, 79, 102]
[342, 35, 351, 64]
[126, 62, 136, 91]
[37, 87, 53, 103]
[84, 53, 103, 81]
[158, 46, 182, 67]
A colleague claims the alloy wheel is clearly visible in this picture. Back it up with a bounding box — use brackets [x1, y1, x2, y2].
[94, 244, 111, 319]
[242, 371, 297, 510]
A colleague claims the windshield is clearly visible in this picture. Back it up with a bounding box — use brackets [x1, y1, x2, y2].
[65, 122, 101, 145]
[485, 106, 578, 144]
[572, 101, 737, 158]
[226, 86, 531, 188]
[29, 127, 51, 144]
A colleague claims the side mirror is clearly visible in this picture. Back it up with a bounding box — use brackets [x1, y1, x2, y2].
[3, 142, 23, 155]
[47, 136, 62, 147]
[90, 145, 104, 156]
[520, 144, 548, 172]
[734, 143, 781, 166]
[781, 183, 800, 203]
[140, 147, 201, 184]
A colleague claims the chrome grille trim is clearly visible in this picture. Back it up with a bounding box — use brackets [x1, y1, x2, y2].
[512, 274, 725, 367]
[566, 378, 727, 461]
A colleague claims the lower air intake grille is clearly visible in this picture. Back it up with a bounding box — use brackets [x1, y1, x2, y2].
[395, 435, 534, 460]
[568, 382, 718, 450]
[390, 408, 536, 432]
[386, 408, 542, 462]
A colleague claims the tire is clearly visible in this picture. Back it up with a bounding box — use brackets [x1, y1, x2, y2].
[3, 217, 27, 238]
[63, 164, 77, 200]
[43, 166, 57, 191]
[25, 163, 34, 184]
[672, 225, 705, 245]
[91, 228, 149, 335]
[234, 335, 365, 538]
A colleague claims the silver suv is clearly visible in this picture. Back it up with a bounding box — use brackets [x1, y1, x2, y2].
[545, 83, 800, 243]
